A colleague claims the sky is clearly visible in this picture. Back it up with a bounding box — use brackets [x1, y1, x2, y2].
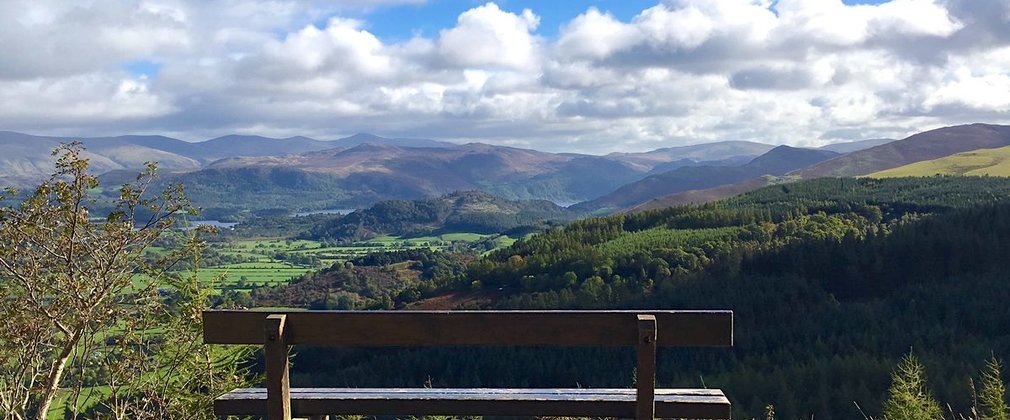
[1, 0, 1008, 154]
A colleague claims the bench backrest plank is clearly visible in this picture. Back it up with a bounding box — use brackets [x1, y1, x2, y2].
[203, 310, 733, 347]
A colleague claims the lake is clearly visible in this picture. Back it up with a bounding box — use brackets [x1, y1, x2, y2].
[292, 209, 357, 217]
[185, 220, 238, 229]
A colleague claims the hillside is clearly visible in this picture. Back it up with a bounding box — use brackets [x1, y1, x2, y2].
[606, 140, 775, 171]
[644, 156, 754, 176]
[258, 176, 1010, 420]
[301, 191, 572, 241]
[453, 176, 1010, 419]
[795, 123, 1010, 177]
[334, 133, 455, 148]
[572, 146, 837, 213]
[190, 143, 646, 210]
[868, 145, 1010, 177]
[629, 126, 1010, 210]
[817, 138, 895, 153]
[0, 131, 457, 185]
[627, 176, 780, 212]
[197, 135, 334, 160]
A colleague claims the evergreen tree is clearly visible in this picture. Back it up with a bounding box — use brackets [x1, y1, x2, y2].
[882, 353, 942, 420]
[979, 357, 1009, 420]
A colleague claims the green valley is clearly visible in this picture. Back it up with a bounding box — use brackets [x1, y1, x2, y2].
[13, 125, 1010, 420]
[270, 176, 1010, 420]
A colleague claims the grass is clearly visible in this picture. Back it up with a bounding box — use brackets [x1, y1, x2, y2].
[868, 145, 1010, 177]
[189, 232, 513, 293]
[49, 386, 112, 419]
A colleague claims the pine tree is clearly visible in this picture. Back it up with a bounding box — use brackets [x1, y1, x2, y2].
[979, 357, 1009, 420]
[882, 353, 942, 420]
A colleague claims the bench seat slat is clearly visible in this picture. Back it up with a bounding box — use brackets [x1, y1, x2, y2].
[215, 388, 731, 419]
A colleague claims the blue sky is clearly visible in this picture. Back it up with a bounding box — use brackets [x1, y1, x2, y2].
[1, 0, 1008, 153]
[350, 0, 891, 41]
[360, 1, 666, 40]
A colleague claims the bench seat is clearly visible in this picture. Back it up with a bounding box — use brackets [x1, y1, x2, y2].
[215, 387, 731, 419]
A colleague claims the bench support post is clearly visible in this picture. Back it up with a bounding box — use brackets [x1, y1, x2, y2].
[636, 314, 657, 420]
[265, 314, 291, 420]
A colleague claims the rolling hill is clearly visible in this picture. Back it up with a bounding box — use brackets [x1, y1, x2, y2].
[196, 135, 333, 160]
[606, 140, 775, 171]
[627, 176, 781, 213]
[301, 190, 573, 241]
[9, 125, 1008, 216]
[0, 130, 803, 214]
[795, 123, 1010, 178]
[182, 142, 647, 211]
[0, 131, 459, 185]
[630, 125, 1010, 211]
[571, 146, 838, 213]
[334, 133, 455, 148]
[817, 138, 895, 153]
[868, 145, 1010, 177]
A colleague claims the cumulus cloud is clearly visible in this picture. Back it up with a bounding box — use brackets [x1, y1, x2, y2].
[437, 3, 541, 70]
[555, 8, 638, 61]
[0, 0, 1008, 152]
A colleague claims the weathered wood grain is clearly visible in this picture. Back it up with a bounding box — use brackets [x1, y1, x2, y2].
[264, 314, 290, 420]
[636, 314, 657, 420]
[214, 388, 732, 419]
[203, 310, 733, 347]
[207, 310, 735, 419]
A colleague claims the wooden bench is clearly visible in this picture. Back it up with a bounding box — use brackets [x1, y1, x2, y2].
[203, 310, 733, 420]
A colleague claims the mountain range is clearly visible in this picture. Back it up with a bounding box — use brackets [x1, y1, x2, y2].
[0, 131, 451, 184]
[9, 124, 1010, 218]
[570, 146, 840, 213]
[76, 134, 787, 215]
[627, 124, 1010, 212]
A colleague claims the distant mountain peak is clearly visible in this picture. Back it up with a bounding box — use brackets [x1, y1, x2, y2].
[746, 145, 839, 173]
[343, 133, 386, 141]
[334, 133, 455, 149]
[343, 142, 401, 152]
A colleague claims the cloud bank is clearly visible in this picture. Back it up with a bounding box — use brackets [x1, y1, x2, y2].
[1, 0, 1008, 153]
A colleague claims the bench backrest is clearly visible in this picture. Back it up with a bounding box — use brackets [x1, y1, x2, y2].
[203, 310, 733, 347]
[203, 310, 733, 420]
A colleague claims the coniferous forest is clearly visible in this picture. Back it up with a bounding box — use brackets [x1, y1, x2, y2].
[277, 176, 1010, 419]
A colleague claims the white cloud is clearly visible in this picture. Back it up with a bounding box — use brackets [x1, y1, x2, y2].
[869, 0, 962, 37]
[436, 3, 541, 70]
[257, 18, 393, 80]
[0, 0, 1007, 153]
[0, 74, 174, 122]
[556, 8, 638, 61]
[925, 67, 1010, 111]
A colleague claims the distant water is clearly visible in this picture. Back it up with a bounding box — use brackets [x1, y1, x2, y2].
[185, 220, 238, 229]
[550, 200, 579, 208]
[292, 208, 357, 217]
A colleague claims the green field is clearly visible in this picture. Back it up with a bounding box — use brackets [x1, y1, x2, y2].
[868, 145, 1010, 177]
[196, 233, 513, 292]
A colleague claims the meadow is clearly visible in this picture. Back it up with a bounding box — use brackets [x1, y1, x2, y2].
[868, 145, 1010, 177]
[195, 233, 514, 292]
